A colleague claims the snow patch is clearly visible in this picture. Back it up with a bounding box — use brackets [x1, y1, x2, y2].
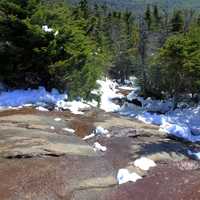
[95, 126, 109, 135]
[134, 157, 156, 171]
[57, 100, 90, 115]
[54, 118, 62, 122]
[187, 149, 200, 160]
[42, 25, 53, 33]
[97, 79, 123, 112]
[117, 169, 142, 185]
[62, 127, 75, 133]
[36, 106, 49, 112]
[93, 142, 107, 152]
[0, 87, 67, 108]
[83, 133, 95, 140]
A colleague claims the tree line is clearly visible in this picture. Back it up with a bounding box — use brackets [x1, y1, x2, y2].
[0, 0, 200, 103]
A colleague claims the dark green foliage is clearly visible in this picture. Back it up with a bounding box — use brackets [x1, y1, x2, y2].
[144, 4, 152, 30]
[150, 27, 200, 98]
[171, 10, 184, 32]
[0, 0, 108, 99]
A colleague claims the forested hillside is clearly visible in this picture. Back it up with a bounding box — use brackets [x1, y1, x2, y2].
[66, 0, 200, 11]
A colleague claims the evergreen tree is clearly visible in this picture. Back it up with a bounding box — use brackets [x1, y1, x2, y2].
[144, 4, 152, 30]
[0, 0, 109, 99]
[153, 5, 161, 29]
[151, 27, 200, 99]
[171, 10, 184, 32]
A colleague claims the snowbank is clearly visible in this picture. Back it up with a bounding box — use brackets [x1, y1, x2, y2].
[120, 97, 200, 142]
[0, 87, 67, 108]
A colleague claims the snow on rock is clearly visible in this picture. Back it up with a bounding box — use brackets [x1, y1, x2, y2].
[83, 133, 95, 140]
[136, 112, 167, 126]
[54, 118, 62, 122]
[134, 157, 156, 171]
[50, 126, 55, 130]
[93, 142, 107, 152]
[119, 83, 200, 143]
[120, 103, 144, 117]
[0, 87, 67, 109]
[143, 99, 173, 114]
[62, 127, 75, 133]
[117, 169, 142, 185]
[187, 149, 200, 160]
[56, 100, 90, 115]
[95, 126, 109, 135]
[97, 79, 123, 112]
[118, 86, 134, 91]
[83, 127, 110, 140]
[36, 106, 49, 112]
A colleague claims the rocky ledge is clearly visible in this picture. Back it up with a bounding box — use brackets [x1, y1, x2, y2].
[0, 108, 199, 200]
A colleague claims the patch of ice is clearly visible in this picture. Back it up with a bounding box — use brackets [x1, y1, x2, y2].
[134, 157, 156, 171]
[117, 169, 142, 185]
[62, 127, 75, 133]
[93, 142, 107, 152]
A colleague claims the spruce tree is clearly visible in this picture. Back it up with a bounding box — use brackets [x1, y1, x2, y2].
[144, 4, 152, 30]
[171, 10, 184, 32]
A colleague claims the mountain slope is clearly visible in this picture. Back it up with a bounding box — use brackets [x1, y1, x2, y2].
[66, 0, 200, 11]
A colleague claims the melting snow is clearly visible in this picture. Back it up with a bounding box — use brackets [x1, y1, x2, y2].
[83, 133, 95, 140]
[62, 127, 75, 133]
[187, 149, 200, 160]
[54, 118, 62, 122]
[50, 126, 55, 130]
[96, 79, 123, 112]
[0, 87, 67, 108]
[134, 157, 156, 171]
[42, 25, 53, 33]
[36, 106, 49, 112]
[117, 169, 142, 184]
[95, 126, 109, 135]
[93, 142, 107, 152]
[57, 100, 90, 115]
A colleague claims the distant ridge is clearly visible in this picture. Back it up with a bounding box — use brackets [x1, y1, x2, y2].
[65, 0, 200, 12]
